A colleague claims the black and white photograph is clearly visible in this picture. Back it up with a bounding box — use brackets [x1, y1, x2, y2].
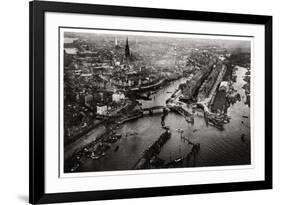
[26, 1, 272, 204]
[62, 29, 252, 173]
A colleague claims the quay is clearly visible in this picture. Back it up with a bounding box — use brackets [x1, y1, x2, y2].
[169, 105, 194, 124]
[197, 63, 227, 112]
[133, 131, 171, 169]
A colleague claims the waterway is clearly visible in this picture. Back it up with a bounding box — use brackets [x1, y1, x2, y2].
[70, 66, 250, 172]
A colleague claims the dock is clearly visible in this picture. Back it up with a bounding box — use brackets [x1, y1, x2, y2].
[133, 131, 171, 169]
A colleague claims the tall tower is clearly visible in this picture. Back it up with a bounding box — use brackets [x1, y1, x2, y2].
[125, 37, 130, 61]
[174, 45, 177, 66]
[115, 36, 118, 46]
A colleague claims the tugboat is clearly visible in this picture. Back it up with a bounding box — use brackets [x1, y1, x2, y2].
[185, 116, 194, 124]
[70, 163, 80, 172]
[114, 145, 119, 152]
[241, 134, 246, 142]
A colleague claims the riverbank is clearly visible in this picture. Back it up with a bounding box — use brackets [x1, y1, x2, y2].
[64, 78, 184, 172]
[64, 121, 124, 172]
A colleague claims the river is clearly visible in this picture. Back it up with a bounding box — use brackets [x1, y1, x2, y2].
[71, 66, 250, 172]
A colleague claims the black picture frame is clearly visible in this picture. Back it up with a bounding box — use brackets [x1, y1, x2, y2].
[29, 1, 272, 204]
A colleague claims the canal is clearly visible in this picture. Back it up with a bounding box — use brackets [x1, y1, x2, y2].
[72, 66, 250, 172]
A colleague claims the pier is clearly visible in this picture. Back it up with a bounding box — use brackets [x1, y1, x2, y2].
[197, 63, 227, 113]
[133, 131, 171, 169]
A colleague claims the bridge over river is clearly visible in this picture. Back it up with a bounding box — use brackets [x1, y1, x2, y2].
[141, 105, 167, 115]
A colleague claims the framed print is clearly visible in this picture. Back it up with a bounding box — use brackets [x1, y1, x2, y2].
[29, 0, 272, 204]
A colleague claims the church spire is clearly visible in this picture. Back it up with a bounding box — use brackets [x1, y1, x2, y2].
[125, 37, 130, 61]
[115, 36, 118, 46]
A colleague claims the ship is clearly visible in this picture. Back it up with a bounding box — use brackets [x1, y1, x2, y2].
[130, 79, 166, 92]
